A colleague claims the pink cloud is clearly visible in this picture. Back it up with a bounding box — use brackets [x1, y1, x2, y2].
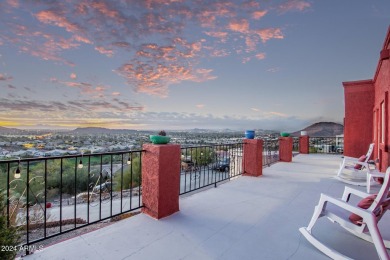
[196, 104, 205, 109]
[255, 52, 266, 60]
[242, 57, 251, 64]
[278, 0, 311, 13]
[95, 46, 114, 57]
[90, 1, 123, 21]
[70, 73, 77, 79]
[252, 10, 268, 20]
[255, 28, 284, 43]
[6, 0, 19, 8]
[35, 10, 81, 35]
[0, 0, 306, 99]
[228, 19, 250, 34]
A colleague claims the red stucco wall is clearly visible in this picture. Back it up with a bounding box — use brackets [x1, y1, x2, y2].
[343, 80, 374, 158]
[343, 26, 390, 171]
[373, 31, 390, 171]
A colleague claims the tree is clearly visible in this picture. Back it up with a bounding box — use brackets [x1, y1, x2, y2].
[0, 191, 20, 260]
[190, 147, 215, 166]
[113, 156, 141, 190]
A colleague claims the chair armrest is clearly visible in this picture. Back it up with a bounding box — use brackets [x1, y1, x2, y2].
[341, 186, 369, 201]
[342, 156, 359, 162]
[319, 193, 370, 217]
[368, 170, 384, 178]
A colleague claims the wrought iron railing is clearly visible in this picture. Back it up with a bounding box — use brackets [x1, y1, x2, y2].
[0, 135, 344, 253]
[0, 150, 143, 254]
[179, 143, 243, 195]
[262, 139, 279, 167]
[309, 136, 344, 154]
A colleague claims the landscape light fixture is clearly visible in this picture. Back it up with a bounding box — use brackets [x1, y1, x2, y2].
[78, 159, 83, 169]
[14, 166, 21, 179]
[14, 157, 21, 179]
[78, 152, 84, 169]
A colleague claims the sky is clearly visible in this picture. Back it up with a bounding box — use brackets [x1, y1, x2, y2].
[0, 0, 389, 132]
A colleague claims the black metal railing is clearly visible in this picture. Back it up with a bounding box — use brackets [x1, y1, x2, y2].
[309, 136, 344, 154]
[179, 143, 243, 195]
[292, 137, 299, 153]
[0, 150, 143, 254]
[262, 139, 279, 167]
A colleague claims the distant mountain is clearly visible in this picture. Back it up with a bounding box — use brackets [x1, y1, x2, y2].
[0, 126, 26, 134]
[290, 122, 344, 137]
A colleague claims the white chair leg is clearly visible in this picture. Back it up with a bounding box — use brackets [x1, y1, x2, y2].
[366, 219, 390, 260]
[306, 197, 326, 232]
[337, 161, 345, 177]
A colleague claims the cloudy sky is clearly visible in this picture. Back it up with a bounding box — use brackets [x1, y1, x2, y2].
[0, 0, 389, 131]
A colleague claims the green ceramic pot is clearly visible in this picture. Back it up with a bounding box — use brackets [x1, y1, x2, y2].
[149, 135, 171, 144]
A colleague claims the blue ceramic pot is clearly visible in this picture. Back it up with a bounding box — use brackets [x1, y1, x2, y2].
[245, 130, 255, 139]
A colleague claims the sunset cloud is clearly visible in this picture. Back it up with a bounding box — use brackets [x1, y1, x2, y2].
[1, 0, 297, 99]
[228, 19, 250, 34]
[0, 98, 143, 114]
[252, 10, 268, 20]
[255, 53, 266, 60]
[278, 0, 311, 13]
[255, 28, 284, 43]
[265, 111, 289, 118]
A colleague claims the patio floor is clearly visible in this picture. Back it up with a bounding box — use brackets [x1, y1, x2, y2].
[22, 154, 390, 260]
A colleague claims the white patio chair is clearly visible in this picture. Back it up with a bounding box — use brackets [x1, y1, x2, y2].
[300, 167, 390, 260]
[335, 143, 375, 188]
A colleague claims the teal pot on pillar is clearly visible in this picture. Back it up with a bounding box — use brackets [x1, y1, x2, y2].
[149, 135, 171, 144]
[280, 132, 290, 137]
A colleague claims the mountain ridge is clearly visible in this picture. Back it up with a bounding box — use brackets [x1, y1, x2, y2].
[290, 122, 343, 137]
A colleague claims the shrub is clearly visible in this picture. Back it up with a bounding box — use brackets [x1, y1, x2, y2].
[0, 191, 20, 260]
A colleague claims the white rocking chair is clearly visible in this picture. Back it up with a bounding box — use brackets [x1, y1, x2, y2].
[335, 143, 375, 188]
[300, 167, 390, 260]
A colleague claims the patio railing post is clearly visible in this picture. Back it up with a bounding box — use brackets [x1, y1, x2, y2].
[279, 137, 293, 162]
[299, 136, 310, 154]
[141, 144, 181, 219]
[242, 139, 263, 177]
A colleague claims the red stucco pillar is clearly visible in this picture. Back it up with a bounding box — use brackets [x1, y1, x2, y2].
[343, 80, 374, 158]
[243, 139, 263, 177]
[279, 137, 293, 162]
[299, 136, 309, 154]
[141, 144, 180, 219]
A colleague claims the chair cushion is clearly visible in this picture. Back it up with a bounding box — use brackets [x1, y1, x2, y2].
[349, 194, 390, 225]
[349, 194, 376, 225]
[354, 155, 367, 169]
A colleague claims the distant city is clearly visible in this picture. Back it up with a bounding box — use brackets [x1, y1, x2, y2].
[0, 126, 279, 160]
[0, 122, 343, 160]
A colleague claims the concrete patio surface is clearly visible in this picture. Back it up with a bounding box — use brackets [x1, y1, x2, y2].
[22, 154, 390, 260]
